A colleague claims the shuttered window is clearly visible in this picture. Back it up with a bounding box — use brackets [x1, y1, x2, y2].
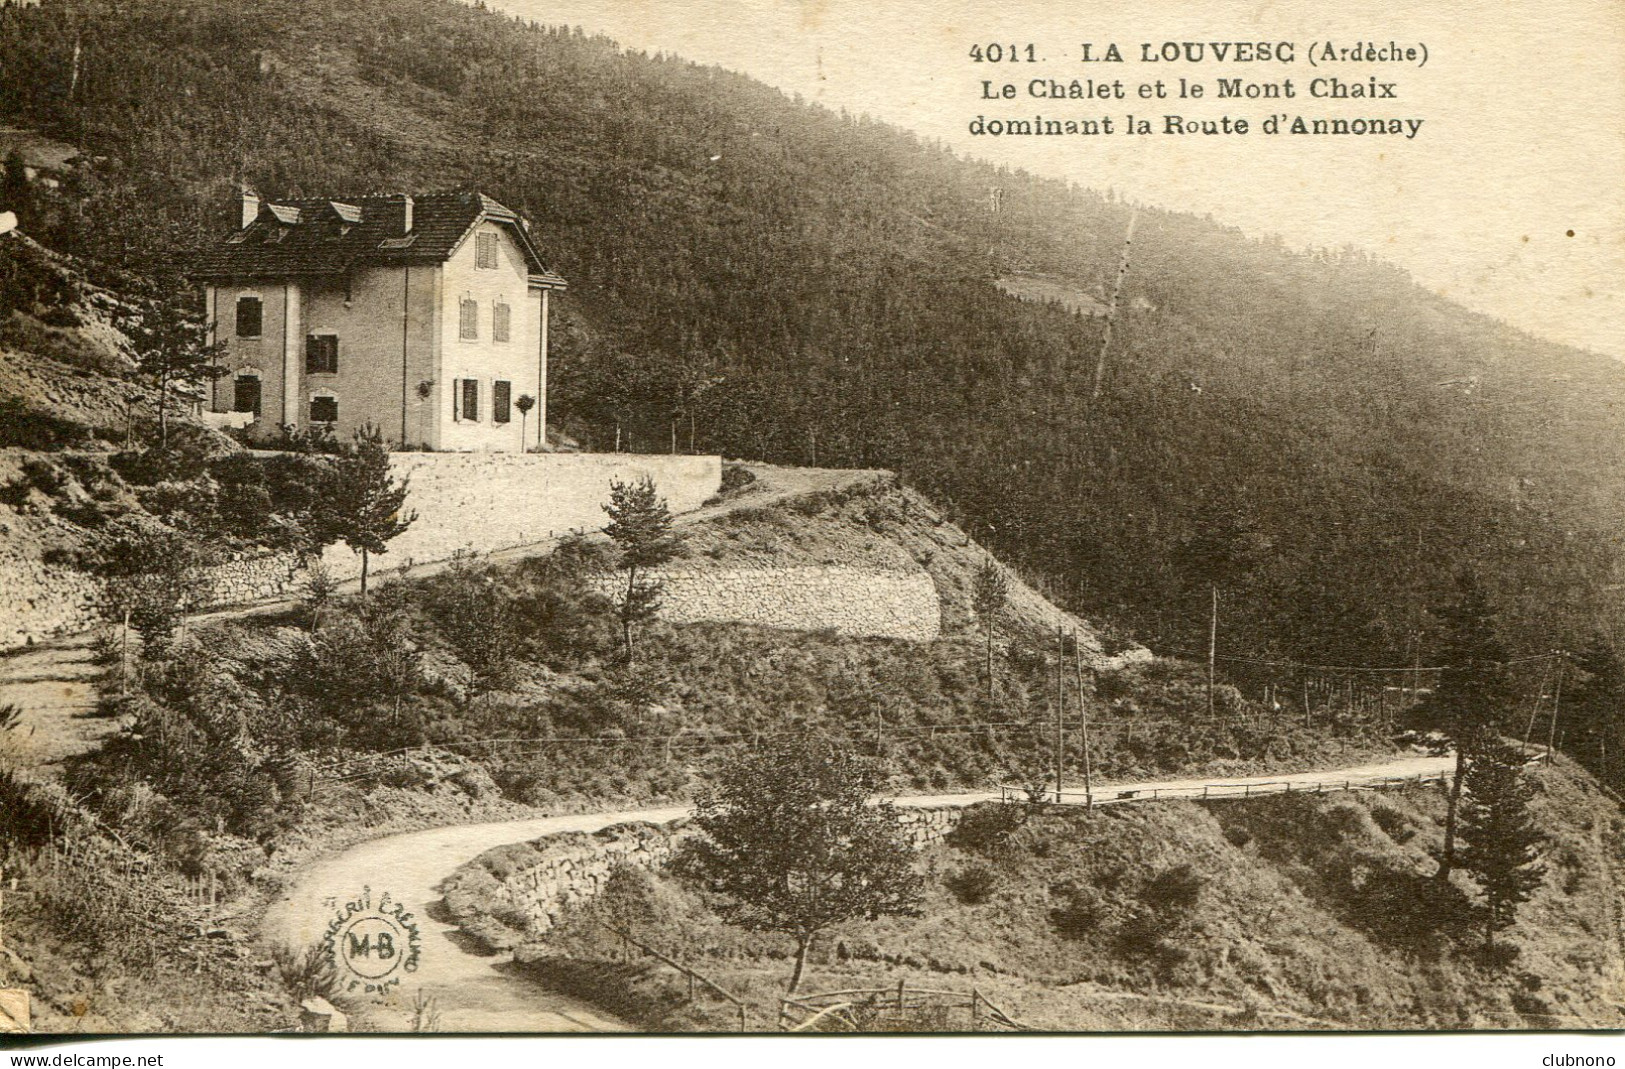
[476, 232, 499, 269]
[305, 334, 338, 374]
[459, 299, 478, 340]
[493, 300, 511, 343]
[233, 376, 261, 416]
[235, 296, 262, 338]
[456, 378, 479, 422]
[493, 380, 512, 424]
[309, 395, 338, 423]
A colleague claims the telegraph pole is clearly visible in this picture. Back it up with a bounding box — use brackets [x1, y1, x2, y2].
[1073, 636, 1095, 810]
[1546, 650, 1565, 762]
[1208, 585, 1218, 719]
[1054, 628, 1066, 802]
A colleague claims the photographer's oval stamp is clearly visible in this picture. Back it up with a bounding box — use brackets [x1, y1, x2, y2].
[320, 886, 422, 995]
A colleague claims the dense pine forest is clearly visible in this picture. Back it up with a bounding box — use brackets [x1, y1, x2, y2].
[3, 0, 1625, 754]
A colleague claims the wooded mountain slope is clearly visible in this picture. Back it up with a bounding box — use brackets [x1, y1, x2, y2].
[3, 0, 1624, 677]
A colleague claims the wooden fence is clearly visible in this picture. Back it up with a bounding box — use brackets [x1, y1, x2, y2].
[780, 982, 1032, 1032]
[600, 921, 755, 1032]
[999, 771, 1450, 808]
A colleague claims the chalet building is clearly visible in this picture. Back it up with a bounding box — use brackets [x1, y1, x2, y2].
[194, 190, 566, 451]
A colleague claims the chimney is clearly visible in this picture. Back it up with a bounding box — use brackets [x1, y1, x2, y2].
[400, 193, 414, 234]
[239, 187, 260, 229]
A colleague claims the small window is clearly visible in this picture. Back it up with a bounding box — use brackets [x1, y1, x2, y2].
[235, 296, 262, 338]
[493, 300, 511, 343]
[309, 395, 338, 423]
[476, 232, 499, 269]
[305, 334, 338, 374]
[459, 298, 478, 340]
[233, 376, 261, 417]
[456, 378, 479, 422]
[493, 380, 511, 424]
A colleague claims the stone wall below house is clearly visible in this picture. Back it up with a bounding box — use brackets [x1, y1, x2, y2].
[314, 452, 722, 583]
[0, 452, 723, 650]
[588, 566, 942, 642]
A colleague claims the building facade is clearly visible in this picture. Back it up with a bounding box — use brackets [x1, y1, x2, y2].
[193, 190, 566, 451]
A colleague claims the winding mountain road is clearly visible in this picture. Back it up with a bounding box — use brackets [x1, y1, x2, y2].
[260, 751, 1455, 1033]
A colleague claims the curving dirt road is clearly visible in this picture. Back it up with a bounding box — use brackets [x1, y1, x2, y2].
[260, 751, 1455, 1033]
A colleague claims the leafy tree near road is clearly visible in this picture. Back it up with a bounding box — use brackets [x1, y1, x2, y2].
[677, 740, 923, 995]
[316, 423, 416, 595]
[602, 474, 681, 662]
[971, 555, 1009, 703]
[1457, 734, 1546, 951]
[1413, 568, 1515, 880]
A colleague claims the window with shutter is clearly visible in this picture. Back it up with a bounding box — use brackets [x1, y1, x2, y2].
[459, 299, 478, 340]
[493, 300, 511, 343]
[493, 380, 512, 424]
[235, 296, 262, 338]
[233, 376, 261, 417]
[476, 233, 499, 269]
[309, 395, 338, 423]
[460, 378, 480, 422]
[305, 335, 338, 374]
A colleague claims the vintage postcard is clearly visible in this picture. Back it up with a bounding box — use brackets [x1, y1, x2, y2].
[0, 0, 1621, 1052]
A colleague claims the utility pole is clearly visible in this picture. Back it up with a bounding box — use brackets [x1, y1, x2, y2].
[1208, 584, 1218, 719]
[1054, 628, 1065, 803]
[1520, 658, 1549, 755]
[1073, 636, 1095, 811]
[1546, 650, 1565, 762]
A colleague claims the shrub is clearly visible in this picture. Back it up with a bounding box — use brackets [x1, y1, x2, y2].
[273, 942, 338, 1003]
[1047, 881, 1105, 939]
[718, 465, 756, 495]
[0, 397, 91, 448]
[944, 863, 999, 905]
[1141, 863, 1205, 912]
[945, 803, 1024, 858]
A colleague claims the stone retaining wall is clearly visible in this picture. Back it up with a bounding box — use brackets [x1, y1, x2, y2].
[0, 556, 103, 650]
[447, 806, 967, 942]
[588, 566, 942, 641]
[314, 452, 722, 583]
[0, 452, 722, 650]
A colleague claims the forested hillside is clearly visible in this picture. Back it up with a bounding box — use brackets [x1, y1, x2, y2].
[4, 0, 1625, 731]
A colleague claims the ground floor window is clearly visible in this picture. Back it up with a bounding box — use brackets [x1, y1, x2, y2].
[454, 378, 479, 422]
[233, 375, 261, 417]
[493, 379, 512, 423]
[309, 394, 338, 424]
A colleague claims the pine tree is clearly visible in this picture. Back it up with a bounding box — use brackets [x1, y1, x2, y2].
[130, 289, 226, 451]
[1457, 734, 1546, 950]
[318, 424, 416, 595]
[602, 474, 681, 662]
[1414, 568, 1515, 880]
[1565, 634, 1625, 791]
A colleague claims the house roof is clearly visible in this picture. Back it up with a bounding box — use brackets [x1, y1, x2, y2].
[191, 190, 567, 289]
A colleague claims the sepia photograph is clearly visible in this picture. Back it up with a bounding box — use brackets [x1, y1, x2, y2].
[0, 0, 1621, 1050]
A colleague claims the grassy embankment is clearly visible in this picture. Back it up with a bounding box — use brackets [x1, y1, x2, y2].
[508, 756, 1625, 1032]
